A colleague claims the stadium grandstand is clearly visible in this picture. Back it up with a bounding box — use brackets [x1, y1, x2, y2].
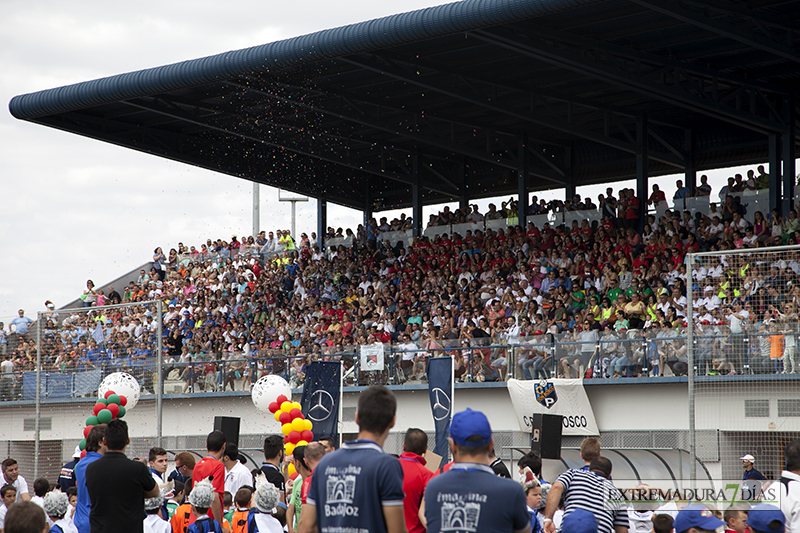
[5, 0, 800, 492]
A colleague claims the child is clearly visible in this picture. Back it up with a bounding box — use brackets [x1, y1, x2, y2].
[171, 478, 194, 533]
[252, 473, 283, 533]
[187, 479, 223, 533]
[65, 487, 78, 521]
[0, 484, 17, 526]
[222, 491, 233, 525]
[43, 490, 78, 533]
[723, 506, 748, 533]
[166, 481, 185, 519]
[769, 322, 785, 373]
[230, 488, 253, 533]
[144, 488, 171, 533]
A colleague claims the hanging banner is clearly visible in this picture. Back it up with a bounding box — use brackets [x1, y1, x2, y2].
[360, 344, 384, 371]
[507, 378, 599, 436]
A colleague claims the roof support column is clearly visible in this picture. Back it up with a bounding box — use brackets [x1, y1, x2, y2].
[458, 157, 468, 210]
[518, 136, 529, 224]
[564, 143, 575, 205]
[783, 96, 796, 216]
[636, 114, 649, 233]
[363, 189, 373, 229]
[412, 148, 422, 238]
[769, 134, 781, 214]
[684, 129, 697, 196]
[317, 199, 327, 254]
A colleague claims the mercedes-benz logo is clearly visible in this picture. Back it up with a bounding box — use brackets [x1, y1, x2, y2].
[431, 387, 451, 421]
[307, 390, 334, 422]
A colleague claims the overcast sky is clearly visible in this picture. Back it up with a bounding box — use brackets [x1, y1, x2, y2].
[1, 0, 780, 322]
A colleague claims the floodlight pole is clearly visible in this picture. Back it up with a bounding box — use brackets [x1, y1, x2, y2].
[252, 183, 260, 237]
[278, 190, 308, 241]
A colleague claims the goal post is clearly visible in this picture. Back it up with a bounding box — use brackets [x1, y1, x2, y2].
[687, 244, 800, 487]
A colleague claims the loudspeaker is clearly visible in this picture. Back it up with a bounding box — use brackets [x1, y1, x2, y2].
[530, 413, 563, 460]
[213, 416, 240, 447]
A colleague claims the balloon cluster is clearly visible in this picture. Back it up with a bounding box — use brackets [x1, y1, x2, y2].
[268, 394, 313, 477]
[78, 390, 128, 457]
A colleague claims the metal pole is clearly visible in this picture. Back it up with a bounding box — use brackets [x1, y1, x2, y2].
[156, 300, 163, 447]
[339, 360, 344, 449]
[686, 253, 696, 487]
[291, 201, 297, 243]
[253, 182, 260, 237]
[34, 312, 42, 478]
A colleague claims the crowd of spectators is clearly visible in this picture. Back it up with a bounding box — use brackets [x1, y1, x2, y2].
[1, 168, 798, 402]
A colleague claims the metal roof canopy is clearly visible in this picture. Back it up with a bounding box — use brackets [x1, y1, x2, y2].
[9, 0, 800, 213]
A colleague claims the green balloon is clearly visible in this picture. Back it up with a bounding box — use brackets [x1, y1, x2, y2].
[107, 394, 121, 405]
[79, 439, 86, 451]
[97, 409, 113, 424]
[117, 405, 126, 418]
[99, 398, 109, 405]
[86, 416, 99, 426]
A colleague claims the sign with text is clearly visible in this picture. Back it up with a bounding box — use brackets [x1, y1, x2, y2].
[507, 378, 599, 436]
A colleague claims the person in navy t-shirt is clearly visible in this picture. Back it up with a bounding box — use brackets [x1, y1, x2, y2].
[299, 385, 405, 533]
[425, 408, 530, 533]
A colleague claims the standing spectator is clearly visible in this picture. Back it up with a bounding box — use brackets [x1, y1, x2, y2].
[424, 408, 530, 533]
[57, 448, 81, 491]
[85, 420, 159, 533]
[741, 454, 767, 481]
[149, 447, 168, 483]
[259, 435, 287, 524]
[1, 458, 30, 502]
[153, 248, 167, 281]
[673, 180, 691, 201]
[779, 439, 800, 533]
[9, 310, 34, 342]
[543, 457, 629, 533]
[167, 452, 195, 484]
[1, 353, 14, 401]
[222, 444, 252, 499]
[74, 426, 106, 533]
[299, 386, 405, 533]
[399, 428, 434, 533]
[82, 280, 97, 308]
[647, 185, 666, 208]
[300, 443, 325, 507]
[696, 175, 712, 196]
[190, 431, 227, 525]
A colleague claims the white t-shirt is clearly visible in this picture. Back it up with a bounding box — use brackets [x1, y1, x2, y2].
[143, 514, 171, 533]
[7, 475, 29, 501]
[254, 513, 284, 533]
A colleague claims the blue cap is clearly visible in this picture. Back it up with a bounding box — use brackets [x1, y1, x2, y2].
[674, 504, 725, 533]
[748, 504, 785, 533]
[450, 408, 491, 446]
[561, 509, 598, 533]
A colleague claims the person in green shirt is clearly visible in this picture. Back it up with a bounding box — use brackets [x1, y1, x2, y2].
[287, 446, 309, 532]
[606, 278, 623, 303]
[570, 287, 586, 311]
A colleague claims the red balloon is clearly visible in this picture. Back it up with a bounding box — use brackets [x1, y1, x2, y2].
[288, 431, 302, 444]
[104, 390, 115, 399]
[268, 402, 280, 414]
[284, 435, 291, 444]
[278, 412, 292, 425]
[83, 425, 94, 438]
[119, 395, 127, 407]
[301, 430, 314, 442]
[80, 450, 87, 459]
[93, 402, 105, 415]
[290, 408, 303, 420]
[289, 472, 299, 480]
[276, 394, 288, 405]
[107, 404, 120, 417]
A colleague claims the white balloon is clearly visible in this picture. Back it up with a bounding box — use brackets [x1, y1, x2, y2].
[251, 375, 292, 413]
[98, 372, 141, 410]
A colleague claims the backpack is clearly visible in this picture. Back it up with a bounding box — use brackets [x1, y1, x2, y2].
[187, 517, 223, 533]
[49, 526, 63, 533]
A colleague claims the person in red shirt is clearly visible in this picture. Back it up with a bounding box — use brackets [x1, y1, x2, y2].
[399, 429, 435, 533]
[189, 430, 227, 524]
[300, 442, 326, 505]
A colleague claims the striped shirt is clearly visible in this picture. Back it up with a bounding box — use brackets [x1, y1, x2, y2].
[556, 469, 629, 533]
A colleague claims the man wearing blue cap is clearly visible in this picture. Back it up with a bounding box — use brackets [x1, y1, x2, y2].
[673, 504, 725, 533]
[424, 408, 530, 533]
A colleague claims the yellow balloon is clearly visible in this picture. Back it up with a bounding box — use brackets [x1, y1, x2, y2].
[291, 401, 302, 411]
[274, 411, 281, 422]
[288, 463, 296, 476]
[297, 440, 309, 447]
[281, 423, 292, 436]
[291, 418, 305, 432]
[281, 401, 293, 412]
[285, 443, 295, 455]
[304, 419, 313, 431]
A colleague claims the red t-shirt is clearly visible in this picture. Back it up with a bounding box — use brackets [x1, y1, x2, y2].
[399, 453, 435, 533]
[301, 472, 313, 505]
[190, 455, 226, 522]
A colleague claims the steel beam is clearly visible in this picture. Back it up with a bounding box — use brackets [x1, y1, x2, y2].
[769, 134, 781, 214]
[412, 149, 422, 238]
[518, 136, 529, 221]
[637, 115, 649, 233]
[783, 97, 796, 215]
[318, 199, 327, 252]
